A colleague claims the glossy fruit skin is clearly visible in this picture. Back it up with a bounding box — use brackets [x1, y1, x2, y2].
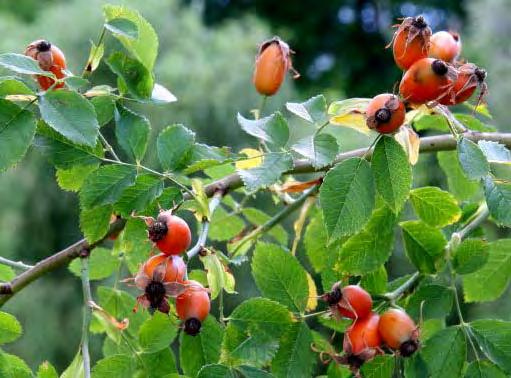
[392, 16, 432, 70]
[378, 308, 419, 356]
[25, 40, 66, 90]
[438, 63, 487, 105]
[366, 94, 406, 134]
[143, 254, 187, 283]
[337, 285, 373, 319]
[148, 211, 192, 255]
[399, 58, 456, 104]
[176, 280, 210, 336]
[429, 31, 461, 62]
[253, 37, 298, 96]
[344, 313, 382, 358]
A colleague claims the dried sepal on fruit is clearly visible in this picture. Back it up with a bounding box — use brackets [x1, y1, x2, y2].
[24, 39, 67, 90]
[253, 36, 300, 96]
[366, 93, 406, 134]
[378, 308, 420, 357]
[390, 16, 432, 70]
[439, 63, 487, 106]
[399, 58, 458, 104]
[176, 280, 211, 336]
[146, 210, 192, 256]
[323, 283, 372, 320]
[134, 254, 187, 314]
[429, 31, 461, 63]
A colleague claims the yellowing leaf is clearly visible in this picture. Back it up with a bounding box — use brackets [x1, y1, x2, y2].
[329, 113, 371, 135]
[405, 104, 430, 124]
[328, 98, 372, 135]
[306, 273, 318, 311]
[394, 126, 420, 165]
[235, 148, 263, 170]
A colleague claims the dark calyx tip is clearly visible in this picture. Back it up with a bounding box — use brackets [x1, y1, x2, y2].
[148, 220, 168, 242]
[400, 340, 420, 357]
[475, 68, 487, 82]
[432, 60, 448, 76]
[324, 284, 342, 305]
[37, 40, 52, 52]
[145, 281, 166, 307]
[346, 354, 365, 369]
[375, 108, 392, 123]
[184, 318, 202, 336]
[413, 16, 428, 29]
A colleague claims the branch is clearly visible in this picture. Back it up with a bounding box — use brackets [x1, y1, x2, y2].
[1, 132, 510, 306]
[186, 190, 224, 259]
[0, 257, 33, 271]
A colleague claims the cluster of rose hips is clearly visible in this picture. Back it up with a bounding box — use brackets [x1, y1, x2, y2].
[24, 40, 211, 336]
[322, 283, 419, 372]
[134, 210, 211, 336]
[367, 15, 487, 135]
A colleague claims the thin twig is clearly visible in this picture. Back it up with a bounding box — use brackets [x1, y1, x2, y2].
[82, 26, 107, 78]
[98, 132, 121, 162]
[0, 257, 33, 271]
[80, 254, 92, 378]
[378, 272, 421, 304]
[186, 191, 224, 259]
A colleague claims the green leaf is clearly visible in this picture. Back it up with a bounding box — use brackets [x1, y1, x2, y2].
[286, 95, 328, 125]
[452, 238, 489, 274]
[69, 247, 118, 281]
[360, 266, 388, 295]
[80, 204, 113, 243]
[438, 151, 480, 201]
[61, 351, 84, 378]
[243, 207, 288, 246]
[105, 18, 138, 39]
[238, 152, 293, 192]
[454, 114, 496, 132]
[0, 99, 37, 171]
[209, 206, 245, 242]
[0, 265, 15, 281]
[180, 316, 223, 377]
[0, 352, 32, 378]
[237, 366, 272, 378]
[410, 187, 462, 227]
[0, 77, 34, 96]
[39, 90, 99, 147]
[34, 122, 103, 168]
[114, 105, 150, 162]
[91, 354, 134, 378]
[0, 311, 22, 344]
[114, 175, 164, 217]
[0, 53, 49, 75]
[406, 284, 453, 320]
[140, 349, 177, 377]
[360, 355, 394, 378]
[118, 218, 152, 274]
[484, 177, 511, 226]
[79, 165, 137, 209]
[413, 114, 449, 132]
[36, 361, 58, 378]
[470, 320, 511, 374]
[272, 322, 315, 378]
[371, 135, 412, 212]
[464, 360, 507, 378]
[463, 239, 511, 302]
[304, 211, 342, 273]
[320, 157, 375, 241]
[198, 364, 236, 378]
[183, 144, 230, 175]
[103, 5, 158, 71]
[252, 242, 309, 312]
[400, 220, 447, 273]
[458, 138, 489, 180]
[420, 326, 466, 378]
[91, 96, 115, 127]
[85, 42, 104, 75]
[478, 140, 511, 162]
[337, 206, 396, 274]
[200, 251, 236, 300]
[56, 164, 98, 192]
[157, 124, 195, 171]
[292, 133, 339, 169]
[138, 312, 178, 353]
[106, 52, 154, 99]
[222, 298, 292, 367]
[63, 76, 90, 91]
[237, 112, 289, 149]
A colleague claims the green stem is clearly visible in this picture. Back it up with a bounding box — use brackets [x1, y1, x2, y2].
[258, 95, 268, 119]
[231, 185, 319, 256]
[80, 255, 92, 378]
[82, 26, 106, 78]
[378, 272, 421, 304]
[98, 131, 121, 162]
[0, 257, 33, 271]
[297, 310, 329, 320]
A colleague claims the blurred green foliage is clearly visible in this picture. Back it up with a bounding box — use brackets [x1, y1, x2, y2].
[0, 0, 510, 371]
